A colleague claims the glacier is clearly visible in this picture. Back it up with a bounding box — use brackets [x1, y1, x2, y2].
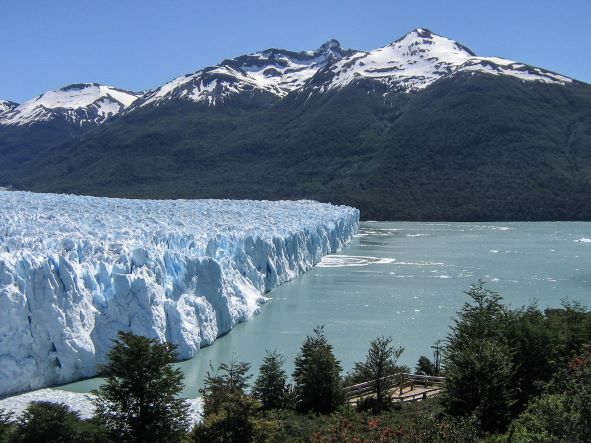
[0, 191, 359, 397]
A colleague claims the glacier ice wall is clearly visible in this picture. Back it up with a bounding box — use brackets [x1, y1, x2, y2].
[0, 192, 359, 397]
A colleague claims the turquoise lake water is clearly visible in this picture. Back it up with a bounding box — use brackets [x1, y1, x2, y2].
[61, 222, 591, 397]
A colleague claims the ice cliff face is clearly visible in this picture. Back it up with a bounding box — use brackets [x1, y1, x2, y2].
[0, 192, 359, 397]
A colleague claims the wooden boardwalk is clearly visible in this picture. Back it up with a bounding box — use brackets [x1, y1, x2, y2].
[344, 373, 445, 404]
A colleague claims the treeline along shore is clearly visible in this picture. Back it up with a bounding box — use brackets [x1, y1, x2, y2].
[1, 282, 590, 442]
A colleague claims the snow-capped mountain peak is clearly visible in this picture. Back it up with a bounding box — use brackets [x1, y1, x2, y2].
[314, 39, 345, 58]
[134, 40, 356, 108]
[0, 100, 18, 114]
[2, 29, 577, 124]
[316, 28, 572, 93]
[388, 28, 475, 59]
[0, 83, 141, 126]
[135, 29, 574, 109]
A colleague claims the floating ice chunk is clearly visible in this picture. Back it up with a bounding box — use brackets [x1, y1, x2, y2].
[316, 255, 395, 267]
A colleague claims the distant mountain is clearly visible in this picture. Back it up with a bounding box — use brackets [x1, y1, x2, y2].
[129, 29, 572, 108]
[309, 29, 571, 93]
[0, 83, 140, 126]
[2, 29, 591, 220]
[0, 83, 140, 179]
[0, 100, 18, 113]
[132, 39, 354, 108]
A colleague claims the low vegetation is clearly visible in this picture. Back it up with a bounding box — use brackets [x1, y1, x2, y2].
[1, 282, 590, 442]
[92, 332, 190, 442]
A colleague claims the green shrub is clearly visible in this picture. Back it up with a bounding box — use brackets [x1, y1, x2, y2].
[9, 402, 107, 443]
[252, 350, 289, 410]
[293, 326, 344, 414]
[191, 360, 259, 443]
[92, 331, 190, 442]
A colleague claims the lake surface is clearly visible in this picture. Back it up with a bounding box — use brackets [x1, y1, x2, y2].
[61, 222, 591, 397]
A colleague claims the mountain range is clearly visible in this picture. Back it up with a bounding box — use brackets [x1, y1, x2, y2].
[1, 29, 590, 220]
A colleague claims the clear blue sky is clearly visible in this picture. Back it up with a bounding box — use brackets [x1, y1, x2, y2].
[3, 0, 590, 103]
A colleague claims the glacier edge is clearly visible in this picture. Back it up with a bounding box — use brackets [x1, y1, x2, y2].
[0, 192, 359, 397]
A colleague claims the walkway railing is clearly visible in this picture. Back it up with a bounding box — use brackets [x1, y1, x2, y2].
[343, 373, 446, 403]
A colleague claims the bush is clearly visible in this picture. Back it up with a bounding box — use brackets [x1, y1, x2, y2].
[191, 360, 259, 442]
[507, 393, 569, 443]
[92, 331, 190, 442]
[442, 282, 516, 433]
[508, 348, 591, 442]
[408, 412, 481, 443]
[443, 338, 515, 433]
[350, 336, 404, 413]
[252, 350, 289, 410]
[0, 409, 14, 442]
[9, 401, 107, 443]
[293, 326, 344, 414]
[415, 356, 436, 376]
[190, 394, 259, 443]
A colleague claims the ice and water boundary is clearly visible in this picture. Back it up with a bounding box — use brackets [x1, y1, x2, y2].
[0, 192, 359, 409]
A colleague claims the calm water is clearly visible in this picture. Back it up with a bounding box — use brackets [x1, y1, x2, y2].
[62, 222, 591, 397]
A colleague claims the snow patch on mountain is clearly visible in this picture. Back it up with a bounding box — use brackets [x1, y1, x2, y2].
[136, 29, 574, 108]
[136, 40, 354, 107]
[317, 29, 572, 93]
[0, 84, 140, 126]
[0, 100, 18, 114]
[1, 29, 577, 122]
[0, 192, 359, 397]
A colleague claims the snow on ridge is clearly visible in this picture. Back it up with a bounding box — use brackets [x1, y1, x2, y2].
[137, 65, 284, 108]
[318, 28, 573, 93]
[0, 192, 359, 397]
[0, 83, 141, 126]
[138, 28, 574, 108]
[2, 29, 577, 120]
[0, 100, 18, 114]
[135, 40, 354, 107]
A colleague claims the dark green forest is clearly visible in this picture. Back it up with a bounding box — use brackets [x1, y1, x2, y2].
[2, 73, 591, 220]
